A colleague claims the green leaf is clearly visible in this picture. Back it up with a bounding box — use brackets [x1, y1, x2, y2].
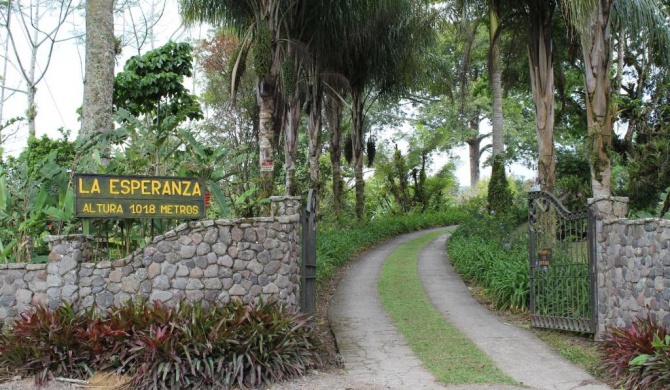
[44, 206, 68, 221]
[630, 354, 651, 366]
[0, 164, 7, 211]
[0, 239, 16, 262]
[235, 188, 257, 206]
[33, 187, 49, 211]
[30, 255, 49, 264]
[208, 181, 229, 217]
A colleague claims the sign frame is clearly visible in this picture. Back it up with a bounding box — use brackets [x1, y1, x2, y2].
[74, 173, 206, 219]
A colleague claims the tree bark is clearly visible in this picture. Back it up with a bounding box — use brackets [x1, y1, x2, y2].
[489, 6, 504, 158]
[307, 66, 323, 191]
[528, 0, 556, 193]
[257, 77, 277, 201]
[27, 1, 39, 138]
[466, 118, 482, 187]
[326, 94, 344, 214]
[352, 88, 365, 220]
[283, 91, 300, 196]
[81, 0, 115, 143]
[581, 0, 614, 197]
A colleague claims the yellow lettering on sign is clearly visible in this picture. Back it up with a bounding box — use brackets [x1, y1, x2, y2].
[83, 203, 92, 212]
[96, 203, 123, 213]
[183, 181, 191, 196]
[141, 180, 150, 195]
[151, 181, 161, 195]
[109, 179, 119, 194]
[192, 182, 201, 196]
[78, 178, 101, 194]
[90, 179, 100, 194]
[162, 181, 172, 195]
[172, 181, 181, 195]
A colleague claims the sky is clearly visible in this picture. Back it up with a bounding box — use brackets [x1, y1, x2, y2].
[0, 1, 536, 188]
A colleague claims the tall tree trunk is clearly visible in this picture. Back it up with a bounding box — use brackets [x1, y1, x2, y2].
[352, 88, 365, 220]
[257, 77, 277, 201]
[489, 6, 504, 158]
[307, 72, 323, 192]
[581, 0, 614, 197]
[283, 91, 300, 196]
[81, 0, 115, 144]
[528, 0, 556, 193]
[27, 1, 39, 138]
[466, 118, 482, 187]
[326, 94, 344, 214]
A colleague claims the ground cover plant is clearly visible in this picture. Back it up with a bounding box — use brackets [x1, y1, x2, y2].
[446, 212, 530, 311]
[0, 299, 321, 389]
[316, 209, 466, 284]
[379, 229, 517, 385]
[599, 314, 670, 390]
[447, 207, 604, 382]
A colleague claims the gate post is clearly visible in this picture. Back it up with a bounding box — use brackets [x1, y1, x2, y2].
[300, 189, 317, 314]
[588, 196, 628, 338]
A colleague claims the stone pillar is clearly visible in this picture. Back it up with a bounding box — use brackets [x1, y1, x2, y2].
[588, 196, 628, 221]
[588, 197, 628, 338]
[270, 196, 302, 217]
[45, 235, 94, 309]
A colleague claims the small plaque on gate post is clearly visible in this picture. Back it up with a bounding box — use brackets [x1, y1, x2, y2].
[538, 248, 552, 269]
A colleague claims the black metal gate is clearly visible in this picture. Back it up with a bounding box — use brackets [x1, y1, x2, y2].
[300, 189, 317, 314]
[528, 191, 596, 333]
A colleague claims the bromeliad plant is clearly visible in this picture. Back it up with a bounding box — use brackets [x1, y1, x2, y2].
[0, 299, 322, 389]
[599, 314, 669, 390]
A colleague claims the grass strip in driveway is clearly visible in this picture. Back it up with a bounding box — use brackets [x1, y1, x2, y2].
[379, 229, 517, 385]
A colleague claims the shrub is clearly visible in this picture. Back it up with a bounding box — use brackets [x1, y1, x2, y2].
[487, 155, 513, 215]
[0, 301, 93, 385]
[317, 209, 467, 284]
[599, 315, 669, 389]
[0, 300, 321, 389]
[447, 210, 529, 311]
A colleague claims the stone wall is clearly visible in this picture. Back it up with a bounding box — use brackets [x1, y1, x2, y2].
[0, 196, 302, 325]
[595, 217, 670, 336]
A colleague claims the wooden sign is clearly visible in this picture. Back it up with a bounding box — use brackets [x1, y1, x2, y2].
[74, 174, 206, 219]
[537, 248, 552, 268]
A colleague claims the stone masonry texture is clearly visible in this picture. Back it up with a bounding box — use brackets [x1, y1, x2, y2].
[0, 196, 302, 325]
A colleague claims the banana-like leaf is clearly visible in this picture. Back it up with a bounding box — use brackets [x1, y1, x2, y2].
[0, 164, 7, 211]
[63, 188, 74, 217]
[34, 187, 48, 212]
[0, 239, 16, 262]
[180, 130, 207, 159]
[235, 187, 257, 206]
[44, 206, 68, 221]
[208, 180, 230, 217]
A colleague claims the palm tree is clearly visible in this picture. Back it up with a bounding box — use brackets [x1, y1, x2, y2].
[527, 0, 557, 193]
[488, 0, 504, 158]
[561, 0, 670, 197]
[180, 0, 290, 202]
[341, 0, 435, 219]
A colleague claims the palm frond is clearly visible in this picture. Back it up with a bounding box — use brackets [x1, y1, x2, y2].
[559, 0, 597, 37]
[179, 0, 255, 30]
[613, 0, 670, 65]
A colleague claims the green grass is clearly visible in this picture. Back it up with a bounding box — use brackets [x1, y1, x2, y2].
[533, 329, 603, 378]
[378, 229, 517, 385]
[317, 210, 466, 285]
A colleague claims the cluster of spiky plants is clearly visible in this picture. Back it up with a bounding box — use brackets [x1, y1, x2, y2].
[447, 213, 530, 311]
[0, 299, 322, 389]
[599, 314, 670, 390]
